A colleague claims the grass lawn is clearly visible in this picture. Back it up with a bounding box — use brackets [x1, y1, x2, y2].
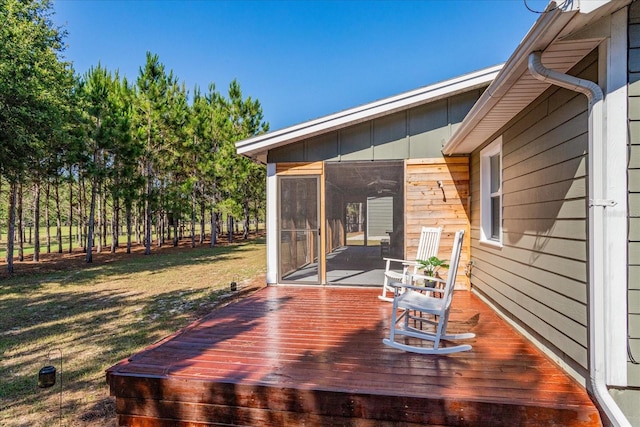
[0, 236, 266, 426]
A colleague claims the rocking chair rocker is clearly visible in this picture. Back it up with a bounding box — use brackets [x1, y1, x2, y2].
[378, 226, 442, 302]
[383, 230, 474, 354]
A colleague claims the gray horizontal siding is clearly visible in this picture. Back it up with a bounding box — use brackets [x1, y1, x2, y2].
[469, 51, 596, 380]
[268, 90, 484, 163]
[504, 178, 586, 207]
[471, 265, 587, 367]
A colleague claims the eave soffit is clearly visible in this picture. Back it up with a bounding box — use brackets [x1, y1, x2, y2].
[443, 0, 630, 155]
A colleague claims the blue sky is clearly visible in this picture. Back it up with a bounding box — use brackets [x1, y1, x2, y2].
[52, 0, 549, 131]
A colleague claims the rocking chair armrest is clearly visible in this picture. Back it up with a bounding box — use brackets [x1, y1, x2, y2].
[383, 257, 411, 264]
[383, 258, 421, 269]
[388, 281, 446, 295]
[407, 273, 446, 285]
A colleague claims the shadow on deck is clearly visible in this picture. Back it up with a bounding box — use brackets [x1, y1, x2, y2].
[107, 286, 601, 426]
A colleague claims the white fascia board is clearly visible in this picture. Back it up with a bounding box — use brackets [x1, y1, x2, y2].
[236, 65, 502, 158]
[577, 0, 613, 14]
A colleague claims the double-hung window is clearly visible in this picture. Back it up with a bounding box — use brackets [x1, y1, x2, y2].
[480, 137, 502, 246]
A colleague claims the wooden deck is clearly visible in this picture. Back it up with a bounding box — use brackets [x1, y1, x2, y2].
[107, 286, 601, 426]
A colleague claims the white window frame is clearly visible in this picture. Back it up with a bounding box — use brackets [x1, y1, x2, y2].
[480, 136, 502, 247]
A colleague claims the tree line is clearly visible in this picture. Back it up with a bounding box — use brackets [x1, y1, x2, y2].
[0, 0, 268, 273]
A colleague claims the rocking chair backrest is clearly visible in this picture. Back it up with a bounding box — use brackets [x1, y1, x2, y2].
[414, 226, 442, 263]
[441, 229, 465, 311]
[379, 226, 443, 302]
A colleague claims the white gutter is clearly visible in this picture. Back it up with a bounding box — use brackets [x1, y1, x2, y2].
[528, 51, 630, 427]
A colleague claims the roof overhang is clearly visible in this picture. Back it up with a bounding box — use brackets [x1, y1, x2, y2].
[236, 65, 502, 163]
[443, 0, 630, 155]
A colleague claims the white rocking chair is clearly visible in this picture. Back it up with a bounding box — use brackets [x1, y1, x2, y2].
[383, 230, 474, 354]
[378, 226, 442, 302]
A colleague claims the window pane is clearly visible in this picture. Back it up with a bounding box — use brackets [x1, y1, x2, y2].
[491, 196, 500, 239]
[490, 154, 500, 193]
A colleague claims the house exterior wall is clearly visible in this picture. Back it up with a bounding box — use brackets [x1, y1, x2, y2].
[267, 91, 482, 163]
[266, 89, 481, 287]
[469, 51, 597, 381]
[627, 0, 640, 387]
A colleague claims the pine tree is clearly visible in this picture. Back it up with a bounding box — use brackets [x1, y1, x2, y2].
[136, 52, 168, 255]
[0, 0, 72, 272]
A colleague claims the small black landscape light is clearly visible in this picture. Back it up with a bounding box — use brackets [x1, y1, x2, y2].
[38, 348, 63, 426]
[38, 365, 57, 388]
[230, 281, 237, 292]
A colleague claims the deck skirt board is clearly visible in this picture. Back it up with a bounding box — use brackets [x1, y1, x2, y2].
[107, 286, 600, 426]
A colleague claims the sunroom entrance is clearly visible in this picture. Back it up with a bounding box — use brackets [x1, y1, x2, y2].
[324, 161, 404, 285]
[277, 161, 404, 285]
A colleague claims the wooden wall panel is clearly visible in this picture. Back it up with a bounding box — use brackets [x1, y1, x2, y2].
[405, 157, 470, 289]
[276, 162, 324, 175]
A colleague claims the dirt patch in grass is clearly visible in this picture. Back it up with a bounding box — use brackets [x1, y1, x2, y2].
[0, 234, 266, 426]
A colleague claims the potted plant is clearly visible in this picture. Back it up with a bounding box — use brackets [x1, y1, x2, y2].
[416, 256, 449, 288]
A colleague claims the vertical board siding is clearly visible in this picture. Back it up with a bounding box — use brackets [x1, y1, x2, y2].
[405, 157, 470, 289]
[373, 112, 409, 159]
[268, 90, 484, 163]
[628, 2, 640, 386]
[469, 54, 597, 379]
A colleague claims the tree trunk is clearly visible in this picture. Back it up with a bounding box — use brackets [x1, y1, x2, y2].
[134, 203, 140, 245]
[156, 212, 163, 248]
[254, 199, 260, 235]
[86, 176, 98, 263]
[102, 180, 108, 250]
[6, 182, 16, 273]
[191, 190, 196, 248]
[126, 202, 132, 254]
[111, 194, 119, 253]
[45, 181, 51, 253]
[243, 200, 249, 240]
[68, 176, 73, 253]
[97, 188, 102, 253]
[33, 181, 40, 262]
[145, 162, 152, 255]
[199, 192, 205, 245]
[228, 214, 233, 243]
[173, 215, 178, 246]
[17, 182, 23, 262]
[80, 176, 87, 252]
[210, 208, 216, 248]
[55, 178, 62, 254]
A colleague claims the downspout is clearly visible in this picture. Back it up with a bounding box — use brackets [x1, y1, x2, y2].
[528, 51, 629, 427]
